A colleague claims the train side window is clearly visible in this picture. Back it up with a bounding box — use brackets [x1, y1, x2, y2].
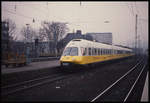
[103, 49, 104, 55]
[88, 48, 91, 56]
[99, 48, 101, 55]
[96, 48, 98, 55]
[83, 48, 87, 56]
[101, 49, 103, 55]
[105, 49, 106, 55]
[85, 48, 87, 55]
[81, 47, 83, 55]
[95, 48, 97, 55]
[107, 49, 108, 54]
[92, 48, 94, 55]
[98, 48, 100, 55]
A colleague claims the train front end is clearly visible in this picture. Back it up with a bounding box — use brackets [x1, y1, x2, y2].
[60, 40, 83, 67]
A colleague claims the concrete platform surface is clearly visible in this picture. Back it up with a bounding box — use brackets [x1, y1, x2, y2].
[1, 60, 60, 75]
[141, 72, 149, 102]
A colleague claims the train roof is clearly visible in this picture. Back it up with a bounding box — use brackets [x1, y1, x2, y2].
[68, 39, 132, 51]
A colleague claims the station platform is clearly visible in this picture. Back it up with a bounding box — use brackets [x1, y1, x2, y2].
[1, 60, 60, 75]
[141, 72, 149, 102]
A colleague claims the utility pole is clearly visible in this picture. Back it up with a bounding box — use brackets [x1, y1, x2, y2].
[135, 14, 138, 56]
[138, 35, 141, 55]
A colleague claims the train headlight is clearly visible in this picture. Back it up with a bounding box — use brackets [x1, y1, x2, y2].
[72, 57, 76, 61]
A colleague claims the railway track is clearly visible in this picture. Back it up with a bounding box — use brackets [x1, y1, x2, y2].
[2, 56, 143, 101]
[2, 66, 87, 96]
[91, 57, 147, 102]
[1, 72, 73, 96]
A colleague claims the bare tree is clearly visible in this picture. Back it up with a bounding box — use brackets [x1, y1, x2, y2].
[4, 18, 18, 41]
[39, 21, 69, 56]
[21, 25, 37, 43]
[38, 27, 47, 42]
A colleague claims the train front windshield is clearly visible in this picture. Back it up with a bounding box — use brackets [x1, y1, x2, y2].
[63, 47, 78, 56]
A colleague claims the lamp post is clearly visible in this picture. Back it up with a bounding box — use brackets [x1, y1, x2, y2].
[26, 24, 30, 43]
[25, 23, 31, 64]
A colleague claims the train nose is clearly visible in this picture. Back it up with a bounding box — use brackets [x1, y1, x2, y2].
[60, 56, 78, 62]
[60, 56, 72, 62]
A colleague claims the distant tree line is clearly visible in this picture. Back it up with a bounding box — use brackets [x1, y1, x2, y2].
[3, 18, 69, 56]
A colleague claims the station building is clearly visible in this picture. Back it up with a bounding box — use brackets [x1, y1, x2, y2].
[85, 32, 112, 45]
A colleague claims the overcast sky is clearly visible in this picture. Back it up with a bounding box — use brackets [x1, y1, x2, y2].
[2, 1, 148, 50]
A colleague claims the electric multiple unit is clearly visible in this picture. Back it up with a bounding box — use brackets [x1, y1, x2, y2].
[60, 39, 134, 67]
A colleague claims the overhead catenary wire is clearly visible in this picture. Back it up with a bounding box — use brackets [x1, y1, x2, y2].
[3, 9, 42, 23]
[126, 3, 135, 16]
[2, 3, 48, 23]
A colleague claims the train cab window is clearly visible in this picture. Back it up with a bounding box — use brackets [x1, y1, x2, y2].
[63, 47, 78, 56]
[70, 47, 78, 56]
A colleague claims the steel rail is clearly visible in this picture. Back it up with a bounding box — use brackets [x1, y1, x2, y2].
[124, 63, 147, 102]
[2, 73, 72, 96]
[2, 74, 61, 89]
[91, 59, 143, 102]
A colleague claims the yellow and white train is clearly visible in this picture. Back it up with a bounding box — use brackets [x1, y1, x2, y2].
[60, 39, 134, 67]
